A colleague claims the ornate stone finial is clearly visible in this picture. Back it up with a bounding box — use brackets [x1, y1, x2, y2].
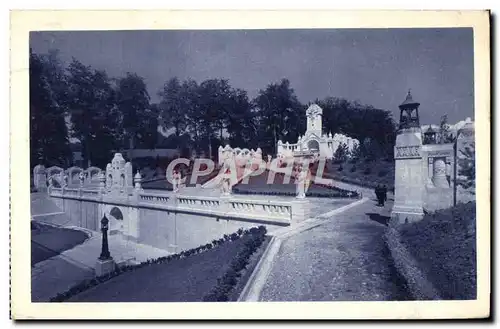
[79, 171, 85, 186]
[98, 171, 106, 188]
[134, 170, 142, 189]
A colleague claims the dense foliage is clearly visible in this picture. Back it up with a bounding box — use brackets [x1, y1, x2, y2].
[30, 50, 397, 169]
[397, 202, 476, 300]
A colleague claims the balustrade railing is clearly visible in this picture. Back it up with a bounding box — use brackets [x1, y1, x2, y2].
[139, 192, 170, 204]
[81, 189, 99, 198]
[49, 187, 294, 224]
[229, 200, 292, 219]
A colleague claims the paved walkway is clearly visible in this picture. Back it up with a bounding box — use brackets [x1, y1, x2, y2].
[31, 233, 171, 302]
[242, 182, 406, 301]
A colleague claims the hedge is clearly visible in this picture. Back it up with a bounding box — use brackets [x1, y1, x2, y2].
[50, 226, 266, 302]
[202, 226, 267, 301]
[231, 188, 359, 199]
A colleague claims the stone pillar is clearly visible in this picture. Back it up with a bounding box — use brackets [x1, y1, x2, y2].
[391, 129, 424, 224]
[426, 157, 434, 187]
[292, 199, 310, 224]
[134, 171, 142, 190]
[432, 157, 449, 188]
[33, 164, 47, 192]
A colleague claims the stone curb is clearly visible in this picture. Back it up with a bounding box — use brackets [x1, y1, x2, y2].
[237, 236, 282, 302]
[385, 227, 441, 300]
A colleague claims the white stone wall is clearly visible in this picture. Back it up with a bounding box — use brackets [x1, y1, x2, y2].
[218, 145, 263, 167]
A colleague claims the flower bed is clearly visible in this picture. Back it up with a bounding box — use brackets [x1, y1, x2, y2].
[141, 167, 221, 191]
[232, 170, 359, 198]
[203, 226, 267, 301]
[50, 226, 268, 302]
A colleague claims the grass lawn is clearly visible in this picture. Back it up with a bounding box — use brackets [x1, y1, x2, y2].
[67, 234, 260, 302]
[232, 169, 357, 198]
[324, 159, 395, 191]
[398, 202, 476, 300]
[142, 169, 220, 190]
[31, 221, 89, 266]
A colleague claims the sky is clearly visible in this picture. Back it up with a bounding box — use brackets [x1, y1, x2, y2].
[30, 28, 474, 125]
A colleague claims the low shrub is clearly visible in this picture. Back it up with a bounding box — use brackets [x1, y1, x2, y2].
[378, 169, 388, 177]
[203, 226, 267, 302]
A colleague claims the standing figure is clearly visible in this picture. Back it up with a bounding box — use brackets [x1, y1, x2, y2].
[172, 170, 179, 192]
[296, 166, 307, 199]
[381, 184, 388, 206]
[375, 184, 383, 206]
[221, 168, 232, 196]
[79, 171, 85, 187]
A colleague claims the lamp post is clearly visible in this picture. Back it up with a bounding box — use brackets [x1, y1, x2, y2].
[99, 215, 111, 260]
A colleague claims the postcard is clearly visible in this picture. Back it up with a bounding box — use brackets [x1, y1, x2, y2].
[10, 10, 490, 320]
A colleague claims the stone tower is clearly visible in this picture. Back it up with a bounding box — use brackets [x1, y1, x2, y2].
[391, 90, 425, 224]
[306, 104, 323, 136]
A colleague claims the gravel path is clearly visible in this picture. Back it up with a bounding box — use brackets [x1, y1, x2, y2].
[259, 198, 409, 301]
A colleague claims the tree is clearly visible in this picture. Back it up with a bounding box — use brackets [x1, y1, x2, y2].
[253, 79, 303, 154]
[458, 141, 475, 189]
[225, 88, 256, 148]
[116, 72, 151, 150]
[439, 115, 455, 144]
[318, 97, 396, 159]
[193, 79, 235, 159]
[158, 77, 187, 138]
[333, 142, 349, 163]
[349, 143, 362, 162]
[30, 50, 71, 168]
[66, 59, 120, 167]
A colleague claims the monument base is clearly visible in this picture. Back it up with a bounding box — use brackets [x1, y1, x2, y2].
[390, 205, 424, 225]
[95, 258, 116, 277]
[292, 199, 310, 224]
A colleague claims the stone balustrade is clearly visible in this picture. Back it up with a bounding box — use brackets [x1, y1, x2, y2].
[49, 186, 301, 226]
[49, 187, 63, 197]
[139, 192, 171, 204]
[81, 189, 99, 198]
[229, 199, 292, 219]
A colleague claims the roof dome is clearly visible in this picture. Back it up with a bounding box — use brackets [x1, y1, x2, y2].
[399, 90, 420, 108]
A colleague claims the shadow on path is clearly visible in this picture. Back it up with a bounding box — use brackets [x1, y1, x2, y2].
[366, 213, 390, 226]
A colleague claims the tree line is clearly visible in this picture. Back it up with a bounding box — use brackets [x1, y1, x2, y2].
[30, 49, 397, 170]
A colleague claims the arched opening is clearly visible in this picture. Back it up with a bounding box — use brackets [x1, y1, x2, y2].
[307, 140, 320, 152]
[110, 207, 123, 220]
[108, 206, 124, 235]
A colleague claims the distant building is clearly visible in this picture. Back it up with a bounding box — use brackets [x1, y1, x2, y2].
[277, 104, 359, 160]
